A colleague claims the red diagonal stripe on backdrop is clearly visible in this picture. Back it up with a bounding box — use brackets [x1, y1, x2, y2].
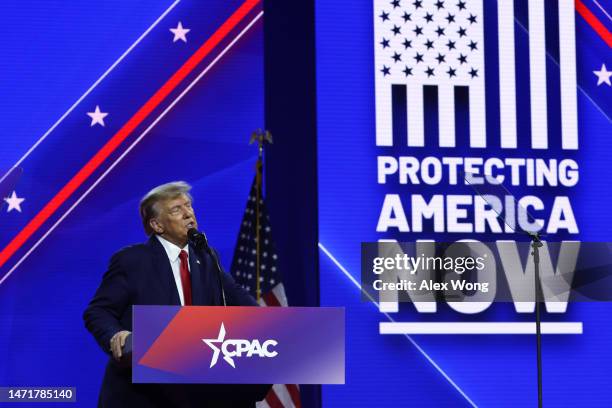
[576, 0, 612, 48]
[0, 0, 261, 269]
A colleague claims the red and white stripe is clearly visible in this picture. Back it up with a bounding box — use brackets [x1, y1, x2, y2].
[258, 283, 288, 307]
[257, 384, 302, 408]
[256, 283, 301, 408]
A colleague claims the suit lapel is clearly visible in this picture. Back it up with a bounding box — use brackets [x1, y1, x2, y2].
[148, 235, 181, 305]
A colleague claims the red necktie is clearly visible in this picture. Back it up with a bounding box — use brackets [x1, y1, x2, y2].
[178, 250, 192, 306]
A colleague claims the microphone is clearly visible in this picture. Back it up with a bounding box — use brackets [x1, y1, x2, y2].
[187, 228, 227, 306]
[188, 228, 209, 252]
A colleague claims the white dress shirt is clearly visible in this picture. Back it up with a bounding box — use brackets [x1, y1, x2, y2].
[156, 235, 191, 306]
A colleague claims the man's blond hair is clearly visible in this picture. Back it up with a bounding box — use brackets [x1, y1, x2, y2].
[139, 181, 193, 235]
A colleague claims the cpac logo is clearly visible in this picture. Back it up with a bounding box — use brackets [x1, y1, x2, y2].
[202, 323, 278, 368]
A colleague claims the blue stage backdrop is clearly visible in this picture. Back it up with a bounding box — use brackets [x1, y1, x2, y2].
[317, 0, 612, 407]
[0, 0, 264, 405]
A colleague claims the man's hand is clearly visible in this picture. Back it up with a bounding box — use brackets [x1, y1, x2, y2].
[109, 330, 131, 361]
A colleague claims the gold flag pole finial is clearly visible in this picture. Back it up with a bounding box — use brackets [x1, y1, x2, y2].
[249, 129, 272, 301]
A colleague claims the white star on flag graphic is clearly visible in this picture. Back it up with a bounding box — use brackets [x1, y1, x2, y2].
[4, 191, 25, 213]
[170, 21, 190, 43]
[86, 105, 108, 127]
[593, 64, 611, 86]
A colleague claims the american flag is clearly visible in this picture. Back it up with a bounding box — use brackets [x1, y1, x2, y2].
[374, 0, 579, 150]
[230, 175, 301, 408]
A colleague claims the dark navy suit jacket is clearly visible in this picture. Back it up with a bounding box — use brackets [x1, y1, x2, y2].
[83, 235, 257, 408]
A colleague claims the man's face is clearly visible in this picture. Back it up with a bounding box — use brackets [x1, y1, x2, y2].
[150, 193, 198, 247]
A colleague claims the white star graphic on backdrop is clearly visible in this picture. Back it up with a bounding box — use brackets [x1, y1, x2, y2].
[593, 64, 612, 86]
[4, 191, 25, 212]
[170, 22, 190, 43]
[87, 105, 108, 127]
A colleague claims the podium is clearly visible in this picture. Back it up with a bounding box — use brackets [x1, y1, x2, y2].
[121, 333, 270, 404]
[126, 305, 344, 403]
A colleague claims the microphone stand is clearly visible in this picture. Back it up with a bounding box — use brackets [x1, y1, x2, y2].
[463, 173, 546, 408]
[207, 247, 227, 307]
[189, 229, 227, 306]
[528, 231, 544, 408]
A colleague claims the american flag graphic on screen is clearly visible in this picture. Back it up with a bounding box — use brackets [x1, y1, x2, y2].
[374, 0, 578, 150]
[230, 176, 301, 408]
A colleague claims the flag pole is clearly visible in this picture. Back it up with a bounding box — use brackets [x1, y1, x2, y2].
[250, 129, 273, 301]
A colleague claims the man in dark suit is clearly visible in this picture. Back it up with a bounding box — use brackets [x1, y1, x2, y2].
[83, 181, 258, 407]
